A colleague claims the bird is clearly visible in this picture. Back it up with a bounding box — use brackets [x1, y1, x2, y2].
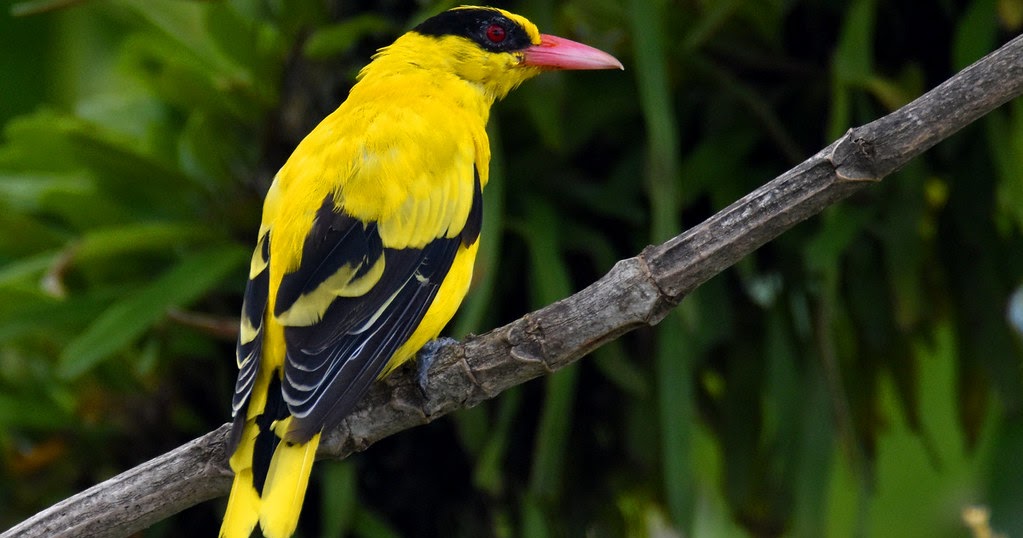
[220, 6, 622, 538]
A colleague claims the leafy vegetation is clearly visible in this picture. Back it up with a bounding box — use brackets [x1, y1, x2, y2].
[1, 0, 1021, 536]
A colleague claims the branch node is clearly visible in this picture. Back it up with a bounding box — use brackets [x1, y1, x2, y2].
[452, 345, 485, 400]
[389, 385, 430, 420]
[634, 251, 681, 325]
[507, 315, 551, 372]
[830, 128, 884, 183]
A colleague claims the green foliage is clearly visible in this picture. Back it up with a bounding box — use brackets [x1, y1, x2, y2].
[2, 0, 1022, 537]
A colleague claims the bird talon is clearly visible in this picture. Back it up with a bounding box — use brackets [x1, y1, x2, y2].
[417, 337, 459, 394]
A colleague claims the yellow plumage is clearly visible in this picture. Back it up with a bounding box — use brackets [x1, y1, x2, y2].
[221, 6, 621, 538]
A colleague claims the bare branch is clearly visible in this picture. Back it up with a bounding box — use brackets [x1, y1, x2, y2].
[2, 426, 233, 538]
[5, 32, 1023, 538]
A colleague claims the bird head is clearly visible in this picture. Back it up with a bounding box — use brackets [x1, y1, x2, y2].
[366, 6, 623, 102]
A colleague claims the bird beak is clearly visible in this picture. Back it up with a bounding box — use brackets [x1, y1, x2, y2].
[522, 34, 624, 71]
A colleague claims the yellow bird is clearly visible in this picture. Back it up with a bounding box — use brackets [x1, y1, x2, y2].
[221, 6, 621, 538]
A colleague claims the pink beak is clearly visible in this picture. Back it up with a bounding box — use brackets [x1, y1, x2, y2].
[522, 34, 623, 71]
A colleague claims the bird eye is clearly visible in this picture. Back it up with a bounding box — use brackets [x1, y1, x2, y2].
[485, 23, 507, 43]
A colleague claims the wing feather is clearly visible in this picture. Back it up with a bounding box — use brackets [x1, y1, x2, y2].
[229, 230, 271, 450]
[460, 166, 483, 247]
[282, 237, 459, 442]
[275, 197, 385, 326]
[243, 149, 482, 444]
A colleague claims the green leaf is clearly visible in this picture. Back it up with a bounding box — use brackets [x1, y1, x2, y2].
[986, 414, 1023, 532]
[0, 208, 68, 255]
[9, 0, 78, 17]
[829, 0, 876, 138]
[304, 15, 396, 59]
[0, 110, 201, 222]
[521, 492, 552, 538]
[790, 364, 835, 538]
[319, 461, 357, 537]
[0, 391, 72, 430]
[204, 2, 283, 91]
[803, 206, 871, 275]
[473, 388, 522, 496]
[352, 506, 401, 538]
[832, 0, 876, 84]
[0, 251, 58, 287]
[0, 172, 93, 214]
[592, 340, 649, 397]
[630, 0, 681, 242]
[74, 222, 221, 266]
[989, 100, 1023, 232]
[953, 0, 997, 70]
[57, 246, 246, 379]
[116, 0, 250, 80]
[177, 112, 254, 191]
[0, 287, 116, 345]
[519, 76, 567, 149]
[657, 313, 696, 531]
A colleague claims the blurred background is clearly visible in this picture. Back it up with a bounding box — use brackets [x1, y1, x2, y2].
[1, 0, 1022, 536]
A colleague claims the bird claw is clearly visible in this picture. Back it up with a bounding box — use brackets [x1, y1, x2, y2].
[416, 337, 458, 395]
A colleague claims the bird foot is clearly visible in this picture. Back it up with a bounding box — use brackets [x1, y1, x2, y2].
[417, 337, 458, 395]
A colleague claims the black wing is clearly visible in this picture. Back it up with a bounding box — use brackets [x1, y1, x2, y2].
[274, 193, 466, 443]
[228, 229, 270, 451]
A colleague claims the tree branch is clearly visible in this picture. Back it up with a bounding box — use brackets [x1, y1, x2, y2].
[6, 32, 1023, 538]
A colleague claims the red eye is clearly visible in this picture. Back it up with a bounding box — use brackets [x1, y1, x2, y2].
[485, 23, 507, 43]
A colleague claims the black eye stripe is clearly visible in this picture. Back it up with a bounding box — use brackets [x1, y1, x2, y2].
[413, 8, 533, 53]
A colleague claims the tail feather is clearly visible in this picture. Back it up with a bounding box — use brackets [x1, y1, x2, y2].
[258, 432, 321, 538]
[220, 421, 261, 538]
[221, 381, 320, 538]
[220, 467, 260, 538]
